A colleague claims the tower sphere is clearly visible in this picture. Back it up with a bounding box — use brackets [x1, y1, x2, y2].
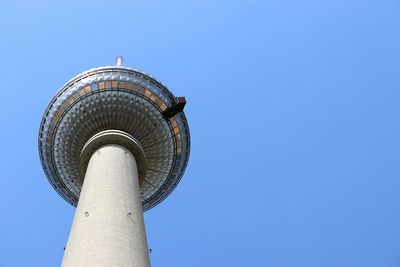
[38, 65, 190, 211]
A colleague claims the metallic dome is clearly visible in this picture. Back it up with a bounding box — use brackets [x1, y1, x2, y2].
[38, 66, 190, 211]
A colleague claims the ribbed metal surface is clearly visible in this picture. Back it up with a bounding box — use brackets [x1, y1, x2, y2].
[38, 66, 190, 211]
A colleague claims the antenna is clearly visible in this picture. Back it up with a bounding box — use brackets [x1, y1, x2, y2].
[116, 56, 124, 66]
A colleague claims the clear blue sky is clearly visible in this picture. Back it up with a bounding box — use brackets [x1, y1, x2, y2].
[0, 0, 399, 266]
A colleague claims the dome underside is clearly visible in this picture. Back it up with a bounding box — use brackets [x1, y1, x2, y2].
[39, 67, 190, 211]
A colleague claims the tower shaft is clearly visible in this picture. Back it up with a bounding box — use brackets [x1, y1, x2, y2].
[61, 144, 150, 267]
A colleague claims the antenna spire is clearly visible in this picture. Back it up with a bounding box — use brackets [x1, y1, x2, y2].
[116, 56, 124, 66]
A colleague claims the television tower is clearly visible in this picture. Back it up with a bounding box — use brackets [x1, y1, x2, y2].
[38, 57, 190, 267]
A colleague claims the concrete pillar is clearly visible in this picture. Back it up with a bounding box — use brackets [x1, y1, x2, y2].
[61, 144, 151, 267]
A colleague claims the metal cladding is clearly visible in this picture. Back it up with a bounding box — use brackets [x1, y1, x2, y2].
[38, 66, 190, 211]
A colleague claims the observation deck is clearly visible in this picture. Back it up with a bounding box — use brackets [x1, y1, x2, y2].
[38, 65, 190, 211]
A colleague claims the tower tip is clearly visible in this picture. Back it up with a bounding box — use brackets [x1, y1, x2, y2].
[116, 56, 124, 66]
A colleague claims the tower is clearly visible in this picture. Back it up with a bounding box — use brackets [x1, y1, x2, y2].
[38, 58, 190, 267]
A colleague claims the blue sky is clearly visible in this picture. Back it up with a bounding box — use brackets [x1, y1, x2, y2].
[0, 0, 399, 266]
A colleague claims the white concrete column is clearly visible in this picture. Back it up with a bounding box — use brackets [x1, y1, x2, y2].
[61, 144, 151, 267]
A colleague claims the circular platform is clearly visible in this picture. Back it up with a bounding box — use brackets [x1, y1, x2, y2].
[38, 66, 190, 211]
